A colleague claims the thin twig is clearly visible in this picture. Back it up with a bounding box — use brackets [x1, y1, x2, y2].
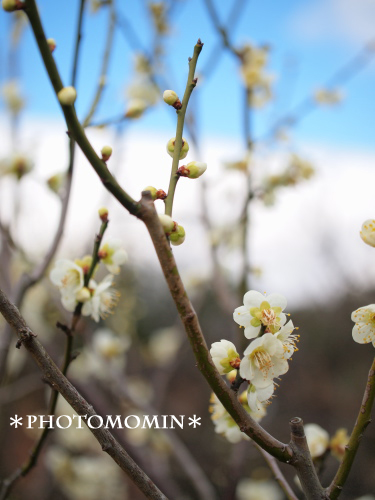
[253, 443, 298, 500]
[24, 0, 139, 216]
[82, 0, 116, 127]
[326, 357, 375, 499]
[0, 288, 168, 500]
[96, 368, 218, 500]
[164, 39, 203, 217]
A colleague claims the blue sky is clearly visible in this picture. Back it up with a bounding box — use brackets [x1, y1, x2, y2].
[1, 0, 375, 151]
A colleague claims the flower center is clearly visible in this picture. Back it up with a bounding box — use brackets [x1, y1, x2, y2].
[252, 348, 272, 376]
[261, 308, 277, 326]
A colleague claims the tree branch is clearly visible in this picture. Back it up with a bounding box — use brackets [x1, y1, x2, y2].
[289, 418, 327, 500]
[23, 0, 139, 216]
[0, 287, 168, 500]
[164, 39, 203, 217]
[326, 357, 375, 499]
[139, 191, 292, 462]
[253, 443, 298, 500]
[82, 0, 115, 127]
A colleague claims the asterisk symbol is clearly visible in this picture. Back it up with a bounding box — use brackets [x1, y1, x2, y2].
[188, 415, 201, 428]
[10, 415, 23, 428]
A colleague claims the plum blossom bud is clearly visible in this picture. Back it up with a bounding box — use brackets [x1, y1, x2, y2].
[98, 207, 109, 222]
[101, 145, 112, 162]
[144, 186, 157, 200]
[170, 224, 185, 246]
[166, 137, 189, 159]
[57, 86, 77, 106]
[7, 155, 33, 180]
[125, 98, 147, 118]
[2, 0, 20, 12]
[163, 90, 182, 109]
[210, 340, 240, 374]
[330, 428, 349, 461]
[144, 186, 167, 201]
[47, 38, 56, 52]
[47, 172, 65, 194]
[360, 220, 375, 247]
[178, 161, 207, 179]
[304, 423, 330, 458]
[158, 214, 175, 234]
[76, 287, 91, 302]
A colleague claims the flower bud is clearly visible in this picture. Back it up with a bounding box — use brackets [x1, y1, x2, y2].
[98, 207, 109, 222]
[125, 98, 147, 118]
[178, 161, 207, 179]
[47, 172, 65, 193]
[101, 145, 112, 162]
[210, 340, 240, 374]
[144, 186, 158, 200]
[76, 287, 91, 302]
[57, 86, 77, 106]
[75, 255, 93, 275]
[2, 0, 19, 12]
[47, 38, 56, 52]
[166, 137, 189, 159]
[158, 214, 175, 234]
[163, 90, 182, 109]
[170, 224, 185, 246]
[7, 155, 33, 180]
[360, 220, 375, 247]
[156, 189, 167, 200]
[330, 428, 349, 461]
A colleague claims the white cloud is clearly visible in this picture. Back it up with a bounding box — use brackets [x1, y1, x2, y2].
[1, 116, 375, 308]
[289, 0, 375, 45]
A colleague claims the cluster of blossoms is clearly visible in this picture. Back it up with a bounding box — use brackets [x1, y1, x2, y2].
[50, 238, 127, 322]
[313, 88, 343, 106]
[262, 154, 315, 206]
[210, 290, 300, 441]
[239, 43, 273, 108]
[303, 424, 349, 461]
[209, 390, 265, 443]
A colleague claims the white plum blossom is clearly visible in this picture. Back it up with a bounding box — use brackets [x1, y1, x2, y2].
[360, 219, 375, 247]
[92, 328, 131, 360]
[50, 259, 84, 297]
[233, 290, 287, 339]
[209, 392, 265, 444]
[247, 382, 274, 412]
[236, 478, 283, 500]
[210, 340, 240, 374]
[274, 320, 299, 358]
[351, 305, 375, 346]
[98, 240, 127, 274]
[82, 275, 120, 322]
[240, 333, 289, 388]
[304, 423, 330, 458]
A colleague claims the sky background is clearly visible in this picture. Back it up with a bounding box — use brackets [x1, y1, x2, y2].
[1, 0, 375, 307]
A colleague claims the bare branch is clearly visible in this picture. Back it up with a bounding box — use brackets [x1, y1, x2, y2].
[0, 287, 168, 500]
[289, 417, 327, 500]
[326, 357, 375, 499]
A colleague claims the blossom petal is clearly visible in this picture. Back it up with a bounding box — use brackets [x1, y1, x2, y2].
[244, 324, 261, 339]
[267, 293, 287, 310]
[233, 305, 251, 327]
[243, 290, 265, 309]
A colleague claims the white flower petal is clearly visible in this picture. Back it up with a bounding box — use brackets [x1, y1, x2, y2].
[243, 290, 265, 308]
[267, 293, 287, 310]
[244, 324, 261, 339]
